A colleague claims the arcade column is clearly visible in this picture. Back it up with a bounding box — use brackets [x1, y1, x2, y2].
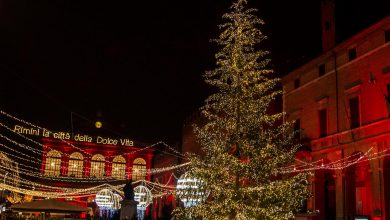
[335, 169, 344, 220]
[61, 155, 69, 176]
[41, 152, 47, 174]
[105, 156, 112, 177]
[126, 155, 134, 180]
[370, 146, 383, 219]
[84, 156, 91, 177]
[146, 155, 153, 181]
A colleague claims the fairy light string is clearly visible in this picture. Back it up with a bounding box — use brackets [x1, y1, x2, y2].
[2, 109, 390, 203]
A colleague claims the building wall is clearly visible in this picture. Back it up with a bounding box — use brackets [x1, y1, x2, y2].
[41, 138, 154, 182]
[151, 143, 180, 220]
[181, 111, 205, 157]
[283, 16, 390, 220]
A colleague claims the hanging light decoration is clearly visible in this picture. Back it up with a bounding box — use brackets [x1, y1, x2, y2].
[134, 186, 152, 220]
[112, 193, 123, 209]
[176, 172, 208, 207]
[95, 189, 119, 210]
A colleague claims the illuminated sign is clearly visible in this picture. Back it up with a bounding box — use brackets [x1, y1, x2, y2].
[13, 125, 134, 146]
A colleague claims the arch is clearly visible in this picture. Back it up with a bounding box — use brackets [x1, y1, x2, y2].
[68, 152, 84, 177]
[90, 154, 105, 178]
[112, 155, 126, 180]
[384, 157, 390, 220]
[132, 158, 146, 181]
[44, 150, 62, 176]
[345, 151, 372, 218]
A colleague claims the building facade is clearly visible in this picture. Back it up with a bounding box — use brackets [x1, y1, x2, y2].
[38, 136, 155, 215]
[282, 16, 390, 220]
[41, 138, 154, 182]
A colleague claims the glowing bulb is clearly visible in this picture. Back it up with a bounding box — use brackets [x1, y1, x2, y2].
[95, 121, 102, 129]
[51, 163, 55, 166]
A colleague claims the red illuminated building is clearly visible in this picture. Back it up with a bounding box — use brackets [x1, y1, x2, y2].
[41, 138, 154, 182]
[38, 132, 180, 219]
[283, 13, 390, 220]
[37, 134, 155, 217]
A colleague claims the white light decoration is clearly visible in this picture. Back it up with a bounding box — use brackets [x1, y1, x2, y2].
[134, 186, 152, 220]
[112, 193, 123, 209]
[176, 172, 208, 207]
[95, 189, 120, 210]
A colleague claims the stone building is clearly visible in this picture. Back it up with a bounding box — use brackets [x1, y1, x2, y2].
[282, 14, 390, 220]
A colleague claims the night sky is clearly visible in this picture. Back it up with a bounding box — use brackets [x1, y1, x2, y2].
[0, 0, 388, 144]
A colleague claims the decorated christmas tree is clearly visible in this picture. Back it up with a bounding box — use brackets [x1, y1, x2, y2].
[173, 0, 309, 219]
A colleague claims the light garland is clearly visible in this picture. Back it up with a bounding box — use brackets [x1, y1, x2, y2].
[1, 110, 184, 159]
[0, 159, 189, 183]
[0, 124, 190, 182]
[176, 172, 208, 207]
[279, 147, 374, 173]
[0, 169, 176, 199]
[6, 105, 390, 215]
[134, 185, 153, 220]
[95, 189, 122, 209]
[1, 121, 186, 174]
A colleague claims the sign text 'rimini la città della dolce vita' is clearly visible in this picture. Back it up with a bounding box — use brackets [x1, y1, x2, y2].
[13, 125, 134, 146]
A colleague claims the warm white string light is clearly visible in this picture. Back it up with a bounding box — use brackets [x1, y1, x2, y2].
[280, 147, 374, 173]
[4, 110, 390, 205]
[0, 174, 176, 199]
[1, 110, 184, 159]
[0, 155, 189, 183]
[1, 123, 188, 177]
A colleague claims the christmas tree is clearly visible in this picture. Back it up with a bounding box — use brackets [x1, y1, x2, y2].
[173, 0, 309, 219]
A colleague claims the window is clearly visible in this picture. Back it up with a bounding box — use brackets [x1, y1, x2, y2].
[112, 155, 126, 180]
[349, 97, 360, 129]
[45, 150, 62, 176]
[294, 78, 300, 89]
[387, 84, 390, 98]
[385, 29, 390, 42]
[294, 118, 301, 140]
[319, 108, 327, 137]
[348, 48, 357, 61]
[68, 152, 83, 177]
[386, 84, 390, 115]
[132, 158, 146, 181]
[319, 64, 326, 77]
[90, 154, 105, 178]
[387, 84, 390, 100]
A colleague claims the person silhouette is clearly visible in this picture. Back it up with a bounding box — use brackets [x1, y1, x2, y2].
[123, 179, 135, 201]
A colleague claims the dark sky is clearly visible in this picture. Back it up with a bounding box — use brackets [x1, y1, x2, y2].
[0, 0, 388, 144]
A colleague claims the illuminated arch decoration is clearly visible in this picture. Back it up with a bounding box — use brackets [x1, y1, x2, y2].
[132, 158, 146, 181]
[134, 185, 152, 220]
[44, 150, 62, 176]
[95, 189, 122, 210]
[112, 155, 126, 180]
[176, 172, 209, 207]
[90, 154, 105, 178]
[68, 152, 83, 177]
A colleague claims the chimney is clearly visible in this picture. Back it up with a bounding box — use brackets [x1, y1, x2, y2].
[321, 0, 336, 51]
